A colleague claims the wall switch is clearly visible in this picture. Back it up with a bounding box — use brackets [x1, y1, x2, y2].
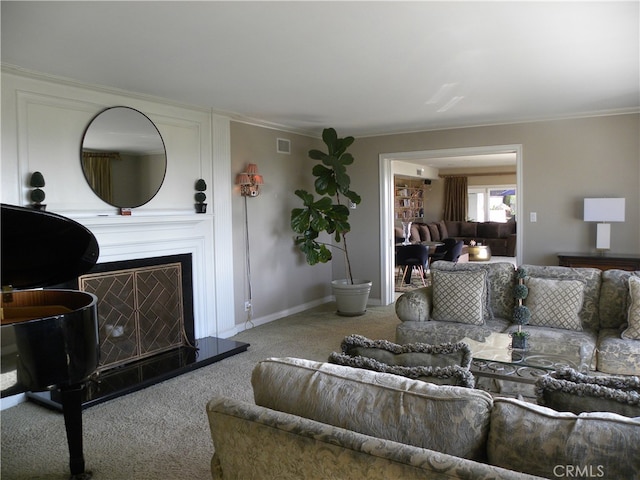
[530, 212, 537, 222]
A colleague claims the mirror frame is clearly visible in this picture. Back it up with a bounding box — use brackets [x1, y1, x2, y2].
[81, 106, 167, 209]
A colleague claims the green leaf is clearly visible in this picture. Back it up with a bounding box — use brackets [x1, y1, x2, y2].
[308, 149, 326, 161]
[322, 128, 338, 153]
[290, 208, 311, 234]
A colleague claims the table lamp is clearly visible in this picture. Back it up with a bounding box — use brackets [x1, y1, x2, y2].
[583, 198, 625, 250]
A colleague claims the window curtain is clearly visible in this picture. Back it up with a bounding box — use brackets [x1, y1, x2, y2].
[82, 152, 117, 204]
[443, 176, 468, 221]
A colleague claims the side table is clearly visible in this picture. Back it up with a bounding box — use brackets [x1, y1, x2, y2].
[558, 253, 640, 271]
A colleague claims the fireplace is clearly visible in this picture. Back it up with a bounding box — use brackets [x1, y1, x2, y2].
[28, 254, 248, 410]
[80, 254, 195, 371]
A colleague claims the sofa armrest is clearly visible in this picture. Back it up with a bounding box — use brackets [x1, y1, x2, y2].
[395, 285, 432, 322]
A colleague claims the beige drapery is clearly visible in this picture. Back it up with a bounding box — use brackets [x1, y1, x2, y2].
[443, 176, 468, 221]
[82, 152, 118, 204]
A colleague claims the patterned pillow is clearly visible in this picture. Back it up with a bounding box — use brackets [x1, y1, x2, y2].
[535, 367, 640, 417]
[524, 277, 584, 331]
[328, 352, 475, 388]
[622, 276, 640, 340]
[432, 269, 487, 325]
[338, 334, 472, 369]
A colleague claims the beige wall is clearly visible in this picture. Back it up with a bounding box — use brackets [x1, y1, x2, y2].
[230, 115, 638, 318]
[230, 122, 328, 326]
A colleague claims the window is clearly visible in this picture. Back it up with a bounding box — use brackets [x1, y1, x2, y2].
[468, 186, 516, 223]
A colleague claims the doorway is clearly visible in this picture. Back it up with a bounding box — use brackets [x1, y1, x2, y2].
[378, 145, 523, 306]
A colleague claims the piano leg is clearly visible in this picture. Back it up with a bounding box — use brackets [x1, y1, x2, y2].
[60, 384, 92, 480]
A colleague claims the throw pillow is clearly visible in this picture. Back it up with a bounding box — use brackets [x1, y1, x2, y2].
[437, 220, 449, 240]
[622, 276, 640, 340]
[418, 223, 431, 242]
[524, 277, 584, 331]
[431, 269, 487, 325]
[328, 352, 475, 387]
[535, 367, 640, 417]
[338, 334, 472, 369]
[427, 223, 440, 242]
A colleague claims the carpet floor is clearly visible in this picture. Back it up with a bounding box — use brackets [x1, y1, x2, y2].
[1, 302, 399, 480]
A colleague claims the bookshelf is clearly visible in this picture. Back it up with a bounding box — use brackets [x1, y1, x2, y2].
[394, 177, 426, 221]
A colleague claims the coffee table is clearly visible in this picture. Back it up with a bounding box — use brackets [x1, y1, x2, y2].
[468, 245, 492, 261]
[461, 332, 582, 387]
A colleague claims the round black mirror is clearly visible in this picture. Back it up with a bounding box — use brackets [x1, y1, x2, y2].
[81, 107, 167, 208]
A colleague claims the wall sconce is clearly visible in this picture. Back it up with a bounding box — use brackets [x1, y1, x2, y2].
[584, 198, 625, 250]
[236, 164, 264, 197]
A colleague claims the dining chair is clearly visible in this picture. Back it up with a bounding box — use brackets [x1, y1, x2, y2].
[395, 244, 429, 286]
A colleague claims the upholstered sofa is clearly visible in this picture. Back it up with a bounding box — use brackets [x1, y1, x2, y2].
[396, 220, 516, 256]
[396, 262, 640, 375]
[207, 357, 640, 479]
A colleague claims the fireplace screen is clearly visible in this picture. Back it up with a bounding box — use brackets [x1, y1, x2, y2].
[79, 262, 186, 371]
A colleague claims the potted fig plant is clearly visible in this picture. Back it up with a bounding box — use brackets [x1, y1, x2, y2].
[290, 128, 371, 316]
[511, 267, 531, 349]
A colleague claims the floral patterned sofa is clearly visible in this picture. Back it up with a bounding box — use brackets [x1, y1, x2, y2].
[206, 357, 640, 479]
[395, 263, 640, 375]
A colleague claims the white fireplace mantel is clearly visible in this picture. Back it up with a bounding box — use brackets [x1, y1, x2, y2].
[71, 212, 222, 341]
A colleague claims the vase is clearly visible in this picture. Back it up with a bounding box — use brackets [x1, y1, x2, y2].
[401, 221, 412, 245]
[511, 335, 527, 350]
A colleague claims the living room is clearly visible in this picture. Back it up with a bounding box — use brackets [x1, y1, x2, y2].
[1, 2, 639, 478]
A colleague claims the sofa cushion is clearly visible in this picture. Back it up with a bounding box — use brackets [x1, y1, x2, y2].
[459, 222, 477, 237]
[477, 222, 500, 239]
[432, 261, 517, 320]
[622, 275, 640, 340]
[599, 269, 640, 330]
[535, 367, 640, 417]
[417, 223, 431, 242]
[597, 328, 640, 375]
[252, 357, 494, 461]
[338, 334, 472, 369]
[444, 220, 460, 237]
[521, 265, 601, 331]
[427, 223, 440, 241]
[328, 352, 475, 387]
[437, 220, 449, 240]
[397, 318, 512, 346]
[524, 277, 584, 331]
[487, 397, 640, 479]
[409, 223, 421, 242]
[432, 269, 487, 325]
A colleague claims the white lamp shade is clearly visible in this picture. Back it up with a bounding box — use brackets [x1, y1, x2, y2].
[583, 198, 625, 222]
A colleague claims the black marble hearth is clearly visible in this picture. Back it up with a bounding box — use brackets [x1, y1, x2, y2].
[28, 336, 249, 410]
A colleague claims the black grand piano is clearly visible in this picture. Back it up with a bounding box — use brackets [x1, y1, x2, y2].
[1, 203, 100, 480]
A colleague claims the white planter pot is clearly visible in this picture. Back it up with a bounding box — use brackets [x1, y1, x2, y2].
[331, 279, 372, 316]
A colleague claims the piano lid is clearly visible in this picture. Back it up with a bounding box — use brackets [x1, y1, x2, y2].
[1, 204, 100, 289]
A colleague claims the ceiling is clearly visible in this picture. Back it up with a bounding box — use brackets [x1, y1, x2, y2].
[1, 1, 638, 139]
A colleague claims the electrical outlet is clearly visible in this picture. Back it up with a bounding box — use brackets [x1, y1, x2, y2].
[244, 301, 251, 311]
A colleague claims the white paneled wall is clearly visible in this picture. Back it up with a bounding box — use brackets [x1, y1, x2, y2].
[1, 67, 237, 339]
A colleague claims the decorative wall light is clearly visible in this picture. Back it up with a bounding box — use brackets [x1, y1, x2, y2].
[236, 164, 264, 197]
[584, 198, 625, 250]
